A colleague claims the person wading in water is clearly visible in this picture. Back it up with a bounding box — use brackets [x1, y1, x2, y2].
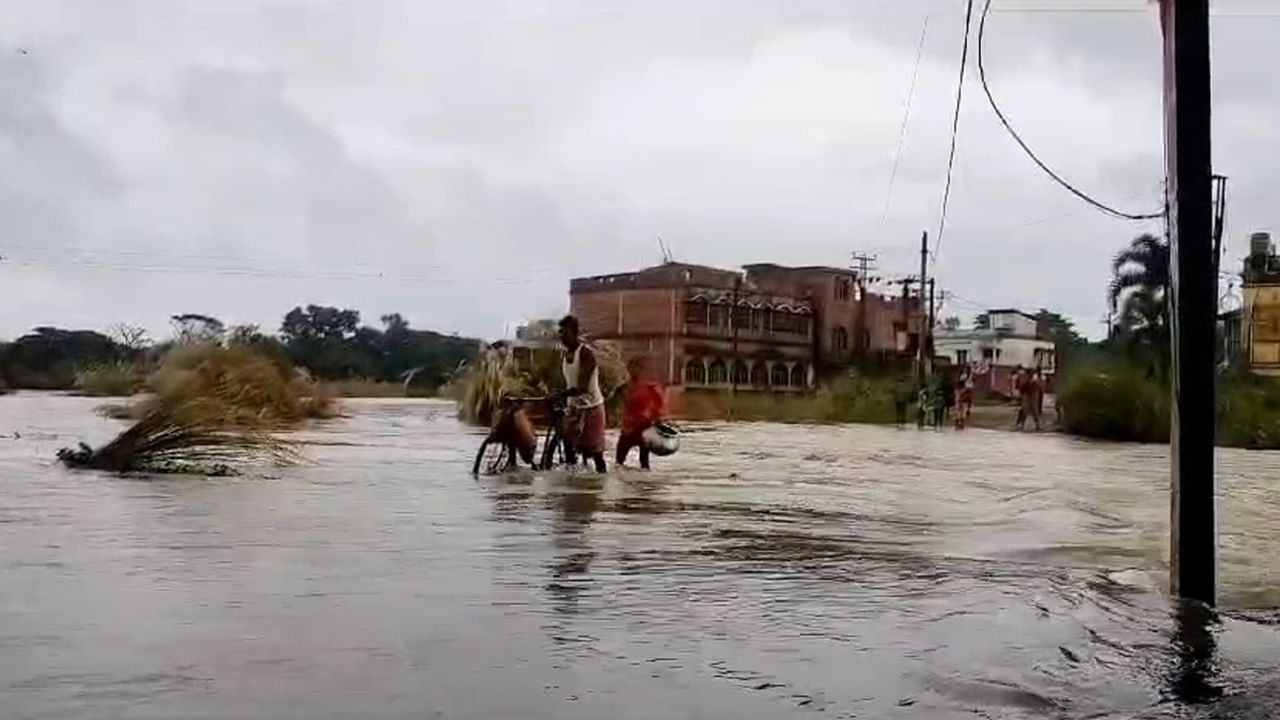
[616, 356, 666, 470]
[557, 315, 607, 473]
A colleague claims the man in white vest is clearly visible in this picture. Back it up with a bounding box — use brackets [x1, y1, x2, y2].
[557, 315, 607, 473]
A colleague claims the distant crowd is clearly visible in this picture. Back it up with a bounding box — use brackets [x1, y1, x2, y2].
[893, 364, 1049, 431]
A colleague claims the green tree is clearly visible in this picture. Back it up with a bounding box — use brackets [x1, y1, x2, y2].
[0, 327, 122, 389]
[1108, 233, 1169, 369]
[171, 314, 225, 344]
[1035, 309, 1085, 347]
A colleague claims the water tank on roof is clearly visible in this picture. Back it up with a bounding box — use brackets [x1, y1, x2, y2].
[1250, 231, 1273, 256]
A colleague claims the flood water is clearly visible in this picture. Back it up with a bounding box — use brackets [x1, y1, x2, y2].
[2, 394, 1280, 719]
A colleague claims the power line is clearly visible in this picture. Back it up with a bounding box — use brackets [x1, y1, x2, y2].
[0, 255, 549, 284]
[931, 0, 976, 267]
[879, 15, 929, 229]
[976, 0, 1164, 222]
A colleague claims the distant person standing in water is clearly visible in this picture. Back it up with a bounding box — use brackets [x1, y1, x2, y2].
[1026, 369, 1044, 431]
[1012, 366, 1027, 430]
[616, 356, 665, 470]
[557, 315, 607, 473]
[893, 376, 913, 426]
[955, 371, 974, 429]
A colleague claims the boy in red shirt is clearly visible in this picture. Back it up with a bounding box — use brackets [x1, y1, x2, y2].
[616, 356, 665, 470]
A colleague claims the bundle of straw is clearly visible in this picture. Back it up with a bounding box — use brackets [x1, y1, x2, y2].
[59, 395, 295, 472]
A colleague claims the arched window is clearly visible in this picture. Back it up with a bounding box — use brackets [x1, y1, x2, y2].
[832, 326, 849, 351]
[685, 301, 708, 326]
[685, 359, 706, 385]
[790, 364, 806, 387]
[835, 278, 852, 301]
[708, 359, 728, 384]
[750, 363, 768, 386]
[733, 361, 750, 385]
[709, 304, 730, 328]
[771, 363, 789, 387]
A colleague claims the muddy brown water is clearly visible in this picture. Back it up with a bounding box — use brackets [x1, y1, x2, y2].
[2, 394, 1279, 719]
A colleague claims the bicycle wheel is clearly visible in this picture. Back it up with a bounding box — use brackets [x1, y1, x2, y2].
[539, 429, 564, 470]
[472, 438, 510, 476]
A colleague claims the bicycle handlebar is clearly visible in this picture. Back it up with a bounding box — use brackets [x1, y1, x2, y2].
[500, 395, 564, 407]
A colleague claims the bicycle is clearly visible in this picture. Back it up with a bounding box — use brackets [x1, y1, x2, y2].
[471, 395, 571, 475]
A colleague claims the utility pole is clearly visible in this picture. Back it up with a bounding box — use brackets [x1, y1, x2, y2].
[851, 251, 877, 360]
[917, 230, 929, 388]
[1161, 0, 1215, 605]
[730, 274, 741, 417]
[927, 278, 936, 364]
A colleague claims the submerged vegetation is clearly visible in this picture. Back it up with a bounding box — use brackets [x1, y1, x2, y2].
[1057, 362, 1170, 444]
[57, 395, 294, 473]
[1057, 358, 1280, 449]
[681, 373, 901, 425]
[59, 341, 335, 474]
[74, 361, 147, 397]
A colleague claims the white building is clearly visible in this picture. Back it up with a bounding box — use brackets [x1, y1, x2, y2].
[934, 309, 1056, 395]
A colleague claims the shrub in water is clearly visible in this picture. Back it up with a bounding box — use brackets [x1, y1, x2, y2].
[1058, 363, 1169, 443]
[74, 361, 146, 397]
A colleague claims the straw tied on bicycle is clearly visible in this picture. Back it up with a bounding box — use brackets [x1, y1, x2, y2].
[472, 315, 679, 476]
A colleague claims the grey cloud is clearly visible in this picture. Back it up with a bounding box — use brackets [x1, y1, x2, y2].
[0, 0, 1274, 341]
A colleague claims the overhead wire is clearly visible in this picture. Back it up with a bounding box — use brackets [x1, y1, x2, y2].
[879, 15, 930, 230]
[976, 0, 1164, 222]
[0, 255, 551, 285]
[931, 0, 976, 267]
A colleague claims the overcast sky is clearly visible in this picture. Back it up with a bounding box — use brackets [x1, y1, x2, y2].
[1, 0, 1276, 341]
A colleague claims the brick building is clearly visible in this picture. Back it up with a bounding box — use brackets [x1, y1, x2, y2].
[568, 262, 919, 408]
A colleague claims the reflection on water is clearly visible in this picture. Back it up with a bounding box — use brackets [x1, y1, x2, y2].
[1, 395, 1279, 719]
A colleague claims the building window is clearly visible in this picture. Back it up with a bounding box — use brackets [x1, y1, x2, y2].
[956, 349, 968, 365]
[982, 347, 994, 360]
[995, 348, 1002, 360]
[832, 326, 849, 351]
[685, 301, 708, 325]
[751, 308, 766, 330]
[750, 363, 768, 386]
[708, 359, 728, 384]
[709, 305, 730, 328]
[836, 278, 852, 301]
[790, 364, 806, 387]
[733, 361, 750, 385]
[771, 363, 790, 387]
[733, 306, 751, 329]
[685, 360, 706, 385]
[771, 310, 792, 334]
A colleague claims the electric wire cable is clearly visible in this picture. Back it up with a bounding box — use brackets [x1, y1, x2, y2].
[977, 0, 1164, 222]
[880, 16, 930, 229]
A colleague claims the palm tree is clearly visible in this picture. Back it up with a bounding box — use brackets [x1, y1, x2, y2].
[1108, 233, 1169, 366]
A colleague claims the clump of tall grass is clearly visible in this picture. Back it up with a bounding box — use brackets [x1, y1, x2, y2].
[58, 395, 295, 473]
[1217, 372, 1280, 449]
[60, 342, 334, 474]
[1057, 362, 1170, 443]
[680, 372, 900, 424]
[151, 343, 338, 424]
[74, 361, 146, 397]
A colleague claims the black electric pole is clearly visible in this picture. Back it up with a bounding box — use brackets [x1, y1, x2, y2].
[1161, 0, 1215, 605]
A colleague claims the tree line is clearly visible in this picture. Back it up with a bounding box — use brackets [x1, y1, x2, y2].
[0, 306, 481, 392]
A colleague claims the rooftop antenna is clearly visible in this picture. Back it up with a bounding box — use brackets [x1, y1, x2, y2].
[657, 233, 674, 264]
